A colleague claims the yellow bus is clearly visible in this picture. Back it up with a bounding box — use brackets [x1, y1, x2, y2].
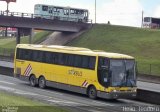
[14, 44, 137, 99]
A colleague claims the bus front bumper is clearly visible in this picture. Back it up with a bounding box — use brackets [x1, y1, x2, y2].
[97, 91, 137, 99]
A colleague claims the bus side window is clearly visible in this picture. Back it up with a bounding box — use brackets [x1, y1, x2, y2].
[16, 48, 20, 59]
[64, 9, 69, 15]
[82, 56, 89, 69]
[62, 54, 69, 66]
[58, 53, 64, 65]
[24, 49, 32, 61]
[89, 57, 96, 70]
[32, 51, 37, 62]
[70, 9, 75, 14]
[67, 54, 74, 66]
[49, 10, 53, 14]
[48, 7, 53, 14]
[74, 55, 82, 68]
[98, 57, 108, 69]
[18, 49, 25, 60]
[57, 8, 62, 13]
[31, 50, 43, 62]
[38, 51, 43, 62]
[42, 6, 48, 11]
[52, 53, 59, 64]
[54, 7, 57, 12]
[44, 52, 52, 64]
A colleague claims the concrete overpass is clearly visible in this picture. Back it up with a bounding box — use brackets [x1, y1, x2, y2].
[0, 11, 92, 44]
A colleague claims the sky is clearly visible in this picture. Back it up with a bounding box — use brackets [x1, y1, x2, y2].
[0, 0, 160, 27]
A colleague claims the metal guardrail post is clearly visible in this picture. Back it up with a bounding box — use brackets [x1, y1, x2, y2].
[21, 13, 24, 17]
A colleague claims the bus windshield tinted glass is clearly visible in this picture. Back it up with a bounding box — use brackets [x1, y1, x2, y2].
[144, 17, 151, 22]
[110, 59, 136, 87]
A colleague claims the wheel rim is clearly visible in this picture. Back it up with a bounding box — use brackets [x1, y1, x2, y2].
[89, 88, 96, 98]
[40, 79, 44, 87]
[30, 76, 35, 86]
[90, 89, 95, 97]
[39, 77, 45, 88]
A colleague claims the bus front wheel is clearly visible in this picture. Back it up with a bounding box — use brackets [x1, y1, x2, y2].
[29, 75, 36, 87]
[38, 76, 46, 89]
[88, 86, 97, 99]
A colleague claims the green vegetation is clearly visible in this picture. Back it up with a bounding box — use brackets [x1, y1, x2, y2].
[0, 92, 67, 112]
[0, 31, 52, 56]
[67, 24, 160, 75]
[0, 31, 51, 49]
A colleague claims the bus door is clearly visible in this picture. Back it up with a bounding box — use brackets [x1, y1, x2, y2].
[63, 8, 69, 21]
[97, 57, 110, 87]
[48, 7, 53, 19]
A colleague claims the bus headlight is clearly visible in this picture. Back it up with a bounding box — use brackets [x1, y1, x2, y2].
[113, 90, 117, 92]
[132, 89, 137, 92]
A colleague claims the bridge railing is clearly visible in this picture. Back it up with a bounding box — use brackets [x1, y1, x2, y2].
[0, 10, 92, 24]
[0, 11, 34, 18]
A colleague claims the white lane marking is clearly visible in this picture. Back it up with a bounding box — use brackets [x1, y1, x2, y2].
[0, 81, 16, 85]
[14, 91, 38, 96]
[88, 110, 105, 112]
[48, 99, 80, 105]
[0, 85, 17, 91]
[0, 85, 38, 96]
[92, 101, 114, 106]
[48, 99, 79, 106]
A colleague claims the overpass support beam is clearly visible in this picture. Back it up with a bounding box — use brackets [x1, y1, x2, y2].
[29, 28, 34, 44]
[16, 28, 21, 44]
[5, 27, 7, 37]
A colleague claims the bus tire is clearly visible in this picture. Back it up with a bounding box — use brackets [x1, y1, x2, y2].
[38, 76, 46, 89]
[88, 86, 97, 99]
[29, 75, 36, 87]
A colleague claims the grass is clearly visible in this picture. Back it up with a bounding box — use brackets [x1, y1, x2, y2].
[0, 92, 67, 112]
[0, 31, 52, 49]
[67, 24, 160, 76]
[0, 31, 52, 56]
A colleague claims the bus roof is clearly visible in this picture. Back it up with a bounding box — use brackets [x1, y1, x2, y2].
[35, 4, 88, 11]
[16, 44, 134, 59]
[95, 51, 134, 59]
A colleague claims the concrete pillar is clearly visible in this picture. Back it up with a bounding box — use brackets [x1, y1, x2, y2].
[16, 28, 21, 44]
[5, 27, 7, 37]
[29, 28, 34, 44]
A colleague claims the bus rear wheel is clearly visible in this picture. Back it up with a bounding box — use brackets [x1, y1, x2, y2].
[88, 86, 97, 99]
[38, 77, 46, 89]
[29, 75, 36, 87]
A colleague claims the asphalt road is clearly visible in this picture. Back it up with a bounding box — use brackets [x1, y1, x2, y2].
[137, 81, 160, 92]
[0, 60, 13, 68]
[0, 74, 159, 112]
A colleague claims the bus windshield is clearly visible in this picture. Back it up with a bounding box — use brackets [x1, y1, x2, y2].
[144, 17, 151, 22]
[110, 59, 136, 87]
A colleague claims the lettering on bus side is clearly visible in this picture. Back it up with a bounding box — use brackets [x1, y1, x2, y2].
[68, 69, 82, 76]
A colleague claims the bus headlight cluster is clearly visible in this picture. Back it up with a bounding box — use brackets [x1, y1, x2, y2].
[113, 90, 119, 92]
[113, 90, 117, 92]
[132, 89, 137, 92]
